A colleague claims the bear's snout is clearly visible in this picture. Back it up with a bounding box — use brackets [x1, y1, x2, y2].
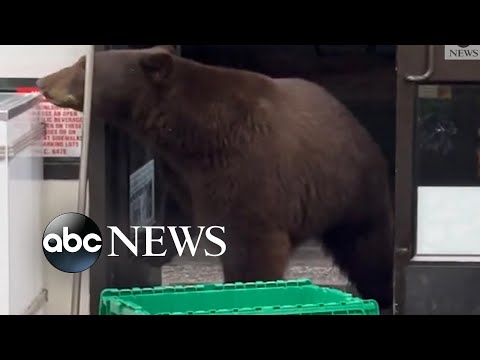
[36, 78, 51, 98]
[36, 78, 45, 89]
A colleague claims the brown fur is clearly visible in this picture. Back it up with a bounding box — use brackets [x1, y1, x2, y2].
[36, 47, 394, 309]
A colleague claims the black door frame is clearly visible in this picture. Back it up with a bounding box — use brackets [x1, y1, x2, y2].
[88, 44, 150, 315]
[88, 45, 180, 315]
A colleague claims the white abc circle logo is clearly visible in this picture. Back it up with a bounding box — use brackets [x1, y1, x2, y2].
[42, 212, 103, 274]
[43, 227, 102, 253]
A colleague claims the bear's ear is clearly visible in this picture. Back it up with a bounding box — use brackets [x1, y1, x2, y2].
[77, 55, 86, 69]
[139, 52, 174, 84]
[151, 45, 177, 54]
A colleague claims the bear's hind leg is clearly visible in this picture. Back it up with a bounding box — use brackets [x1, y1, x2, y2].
[221, 231, 292, 284]
[320, 220, 394, 310]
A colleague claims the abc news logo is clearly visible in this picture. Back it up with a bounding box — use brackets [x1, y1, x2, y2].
[42, 212, 227, 274]
[445, 45, 480, 60]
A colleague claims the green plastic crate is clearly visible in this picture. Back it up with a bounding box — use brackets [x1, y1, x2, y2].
[99, 278, 379, 315]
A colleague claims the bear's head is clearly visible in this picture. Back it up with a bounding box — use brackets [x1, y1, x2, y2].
[36, 46, 177, 120]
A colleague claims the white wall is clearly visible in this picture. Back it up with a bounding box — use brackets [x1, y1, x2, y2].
[0, 45, 93, 315]
[0, 45, 90, 78]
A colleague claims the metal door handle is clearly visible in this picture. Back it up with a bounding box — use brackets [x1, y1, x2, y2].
[405, 45, 435, 82]
[71, 45, 95, 316]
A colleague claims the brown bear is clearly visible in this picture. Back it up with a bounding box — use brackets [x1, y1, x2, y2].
[36, 46, 394, 310]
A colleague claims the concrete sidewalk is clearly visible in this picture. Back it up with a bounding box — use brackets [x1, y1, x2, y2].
[154, 243, 353, 293]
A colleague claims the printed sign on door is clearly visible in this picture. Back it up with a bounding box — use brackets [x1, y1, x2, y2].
[17, 88, 83, 158]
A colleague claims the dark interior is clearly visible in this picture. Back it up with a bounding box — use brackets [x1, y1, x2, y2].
[180, 45, 398, 187]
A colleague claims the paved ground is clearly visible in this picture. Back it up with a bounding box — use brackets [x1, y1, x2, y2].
[149, 241, 355, 294]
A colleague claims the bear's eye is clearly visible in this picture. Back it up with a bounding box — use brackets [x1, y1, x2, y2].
[128, 67, 136, 74]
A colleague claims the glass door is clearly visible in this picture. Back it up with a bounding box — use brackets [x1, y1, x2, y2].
[395, 45, 480, 315]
